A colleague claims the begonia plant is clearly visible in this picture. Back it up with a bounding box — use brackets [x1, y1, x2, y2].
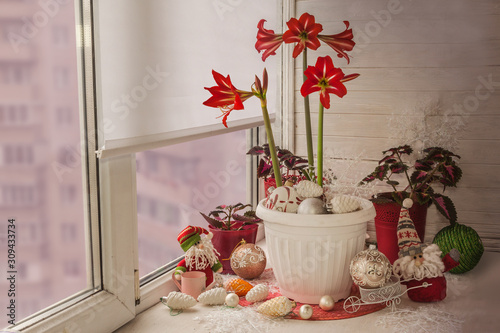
[360, 145, 462, 224]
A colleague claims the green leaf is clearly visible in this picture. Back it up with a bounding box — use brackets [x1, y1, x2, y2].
[415, 191, 431, 205]
[232, 213, 262, 224]
[374, 165, 389, 180]
[200, 212, 224, 229]
[386, 180, 400, 186]
[438, 162, 462, 186]
[391, 191, 409, 205]
[389, 162, 408, 174]
[431, 194, 457, 225]
[379, 156, 397, 165]
[246, 145, 265, 155]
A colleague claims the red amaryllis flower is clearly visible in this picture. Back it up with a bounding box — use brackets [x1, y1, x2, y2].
[282, 12, 323, 58]
[203, 70, 253, 127]
[300, 55, 359, 109]
[255, 19, 284, 62]
[318, 21, 356, 64]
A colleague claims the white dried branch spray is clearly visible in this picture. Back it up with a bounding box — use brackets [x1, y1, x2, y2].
[323, 148, 377, 199]
[193, 306, 284, 333]
[376, 305, 464, 333]
[388, 98, 466, 157]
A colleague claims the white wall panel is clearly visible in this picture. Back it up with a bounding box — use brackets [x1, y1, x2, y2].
[291, 0, 500, 251]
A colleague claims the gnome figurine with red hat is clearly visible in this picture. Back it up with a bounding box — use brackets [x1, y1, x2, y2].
[392, 198, 460, 302]
[174, 226, 223, 287]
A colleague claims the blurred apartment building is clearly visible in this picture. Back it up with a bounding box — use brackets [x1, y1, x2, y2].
[0, 0, 86, 326]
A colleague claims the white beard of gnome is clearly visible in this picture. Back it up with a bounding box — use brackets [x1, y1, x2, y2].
[185, 236, 220, 271]
[393, 243, 445, 281]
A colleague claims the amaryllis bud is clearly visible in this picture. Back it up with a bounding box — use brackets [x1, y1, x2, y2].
[254, 75, 262, 93]
[262, 68, 268, 92]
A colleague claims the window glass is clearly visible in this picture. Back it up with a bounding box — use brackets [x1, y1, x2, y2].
[136, 130, 248, 278]
[0, 0, 89, 327]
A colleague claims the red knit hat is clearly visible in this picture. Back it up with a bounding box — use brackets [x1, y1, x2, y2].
[397, 199, 425, 258]
[177, 226, 211, 252]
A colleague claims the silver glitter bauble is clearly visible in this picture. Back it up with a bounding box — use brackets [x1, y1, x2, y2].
[350, 245, 392, 289]
[297, 198, 327, 214]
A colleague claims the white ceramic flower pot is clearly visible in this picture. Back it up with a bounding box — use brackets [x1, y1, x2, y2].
[256, 197, 375, 304]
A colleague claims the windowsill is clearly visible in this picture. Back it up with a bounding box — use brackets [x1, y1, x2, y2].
[115, 241, 500, 333]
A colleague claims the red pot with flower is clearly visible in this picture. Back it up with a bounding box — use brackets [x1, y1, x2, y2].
[360, 145, 462, 263]
[200, 203, 261, 274]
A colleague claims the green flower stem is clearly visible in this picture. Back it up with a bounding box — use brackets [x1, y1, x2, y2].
[261, 101, 282, 187]
[302, 49, 314, 172]
[317, 103, 324, 186]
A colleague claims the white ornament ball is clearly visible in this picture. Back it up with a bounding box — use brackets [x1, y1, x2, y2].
[160, 292, 197, 310]
[330, 195, 360, 214]
[319, 295, 335, 311]
[295, 180, 324, 198]
[225, 293, 240, 307]
[197, 287, 227, 305]
[299, 304, 313, 319]
[245, 284, 269, 303]
[297, 198, 327, 214]
[266, 186, 302, 213]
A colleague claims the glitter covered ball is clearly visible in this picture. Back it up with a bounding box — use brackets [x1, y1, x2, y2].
[350, 245, 392, 289]
[230, 243, 267, 279]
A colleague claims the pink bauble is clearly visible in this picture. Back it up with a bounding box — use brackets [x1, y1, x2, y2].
[230, 243, 267, 279]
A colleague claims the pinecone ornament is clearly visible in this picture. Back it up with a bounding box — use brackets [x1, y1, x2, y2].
[245, 284, 269, 303]
[224, 278, 253, 297]
[161, 291, 197, 310]
[330, 195, 360, 214]
[295, 180, 324, 198]
[197, 287, 227, 305]
[257, 296, 296, 318]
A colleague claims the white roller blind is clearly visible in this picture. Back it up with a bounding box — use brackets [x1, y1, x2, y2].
[93, 0, 279, 158]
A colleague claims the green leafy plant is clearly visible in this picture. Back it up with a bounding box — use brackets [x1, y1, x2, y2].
[360, 145, 462, 224]
[200, 203, 262, 231]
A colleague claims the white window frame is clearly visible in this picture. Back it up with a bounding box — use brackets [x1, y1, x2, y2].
[9, 0, 288, 331]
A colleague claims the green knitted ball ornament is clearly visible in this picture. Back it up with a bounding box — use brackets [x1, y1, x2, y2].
[433, 223, 484, 274]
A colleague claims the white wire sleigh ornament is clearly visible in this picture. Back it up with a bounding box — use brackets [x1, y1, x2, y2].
[343, 276, 431, 313]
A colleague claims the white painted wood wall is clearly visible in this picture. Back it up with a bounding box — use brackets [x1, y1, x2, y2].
[286, 0, 500, 251]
